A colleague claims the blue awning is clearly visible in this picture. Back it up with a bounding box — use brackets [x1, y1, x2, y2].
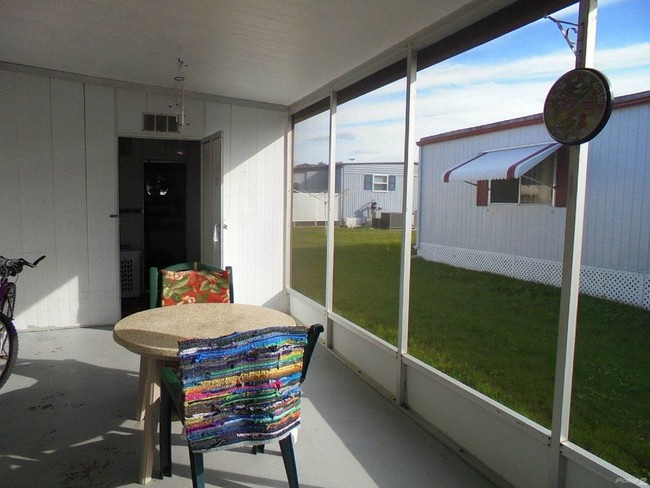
[442, 142, 562, 182]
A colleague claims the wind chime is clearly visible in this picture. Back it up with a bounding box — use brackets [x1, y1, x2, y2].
[171, 58, 189, 155]
[172, 58, 189, 130]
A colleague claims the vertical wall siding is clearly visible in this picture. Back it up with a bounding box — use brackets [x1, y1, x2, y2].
[12, 73, 55, 327]
[0, 71, 21, 258]
[84, 84, 120, 325]
[225, 105, 286, 308]
[1, 67, 289, 328]
[582, 103, 650, 273]
[339, 163, 419, 222]
[419, 102, 649, 276]
[419, 123, 565, 259]
[51, 79, 89, 326]
[0, 72, 109, 328]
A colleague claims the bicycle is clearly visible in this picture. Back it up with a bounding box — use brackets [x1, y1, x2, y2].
[0, 255, 46, 389]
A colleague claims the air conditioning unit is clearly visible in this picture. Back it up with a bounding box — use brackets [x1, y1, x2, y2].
[381, 212, 403, 229]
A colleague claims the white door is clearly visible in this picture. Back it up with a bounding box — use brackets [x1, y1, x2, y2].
[201, 133, 222, 267]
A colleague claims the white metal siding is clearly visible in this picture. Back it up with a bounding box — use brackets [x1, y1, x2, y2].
[583, 103, 650, 273]
[419, 123, 565, 259]
[419, 101, 650, 275]
[339, 163, 419, 222]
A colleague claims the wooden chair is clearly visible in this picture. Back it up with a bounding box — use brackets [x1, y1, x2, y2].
[159, 324, 324, 488]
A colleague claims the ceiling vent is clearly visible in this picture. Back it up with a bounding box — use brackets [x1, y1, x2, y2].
[142, 113, 179, 133]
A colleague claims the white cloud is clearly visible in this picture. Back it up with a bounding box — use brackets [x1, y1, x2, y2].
[596, 42, 650, 70]
[418, 51, 574, 90]
[338, 98, 405, 128]
[295, 38, 650, 163]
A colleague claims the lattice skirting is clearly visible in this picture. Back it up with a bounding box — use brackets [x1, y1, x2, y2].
[417, 243, 650, 310]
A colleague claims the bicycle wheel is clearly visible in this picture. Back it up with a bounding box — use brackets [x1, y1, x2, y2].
[0, 313, 18, 389]
[1, 282, 16, 319]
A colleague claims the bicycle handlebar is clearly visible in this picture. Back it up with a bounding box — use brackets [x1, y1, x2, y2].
[0, 255, 46, 277]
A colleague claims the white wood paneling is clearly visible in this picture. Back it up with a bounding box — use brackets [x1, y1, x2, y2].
[85, 84, 120, 325]
[13, 73, 54, 328]
[1, 67, 292, 325]
[51, 79, 89, 327]
[205, 102, 232, 137]
[0, 71, 104, 329]
[145, 92, 174, 116]
[116, 89, 146, 134]
[224, 105, 287, 308]
[0, 71, 21, 257]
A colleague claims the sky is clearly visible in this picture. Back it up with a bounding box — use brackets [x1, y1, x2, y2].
[294, 0, 650, 165]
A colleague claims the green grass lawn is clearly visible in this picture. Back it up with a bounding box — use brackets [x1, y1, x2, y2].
[291, 226, 650, 479]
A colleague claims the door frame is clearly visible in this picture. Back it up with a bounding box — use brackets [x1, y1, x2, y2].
[201, 132, 223, 267]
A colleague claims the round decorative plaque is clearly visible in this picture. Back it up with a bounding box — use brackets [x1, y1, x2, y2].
[543, 68, 613, 145]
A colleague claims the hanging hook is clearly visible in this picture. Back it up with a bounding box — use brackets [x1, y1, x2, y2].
[545, 15, 579, 58]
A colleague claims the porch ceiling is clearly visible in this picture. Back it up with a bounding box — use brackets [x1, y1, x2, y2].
[0, 0, 515, 108]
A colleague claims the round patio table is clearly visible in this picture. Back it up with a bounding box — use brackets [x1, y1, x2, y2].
[113, 303, 296, 484]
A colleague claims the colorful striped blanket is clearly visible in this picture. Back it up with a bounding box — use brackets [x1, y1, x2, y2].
[178, 326, 307, 452]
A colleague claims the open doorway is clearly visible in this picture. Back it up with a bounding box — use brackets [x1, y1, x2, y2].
[118, 137, 201, 316]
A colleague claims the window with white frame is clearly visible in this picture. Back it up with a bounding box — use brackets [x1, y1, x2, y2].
[489, 153, 555, 205]
[364, 174, 396, 192]
[374, 174, 388, 191]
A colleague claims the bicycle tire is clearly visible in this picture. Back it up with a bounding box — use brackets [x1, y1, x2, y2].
[1, 282, 16, 319]
[0, 312, 18, 389]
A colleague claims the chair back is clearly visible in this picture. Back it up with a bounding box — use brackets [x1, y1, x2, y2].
[149, 262, 233, 308]
[177, 326, 308, 452]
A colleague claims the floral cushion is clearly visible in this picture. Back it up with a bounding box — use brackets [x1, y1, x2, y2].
[161, 269, 231, 306]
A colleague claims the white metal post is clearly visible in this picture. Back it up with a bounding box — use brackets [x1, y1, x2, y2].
[396, 45, 417, 405]
[548, 1, 598, 487]
[325, 92, 337, 347]
[284, 114, 294, 300]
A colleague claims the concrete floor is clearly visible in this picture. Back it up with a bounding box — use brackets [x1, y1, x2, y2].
[0, 326, 497, 488]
